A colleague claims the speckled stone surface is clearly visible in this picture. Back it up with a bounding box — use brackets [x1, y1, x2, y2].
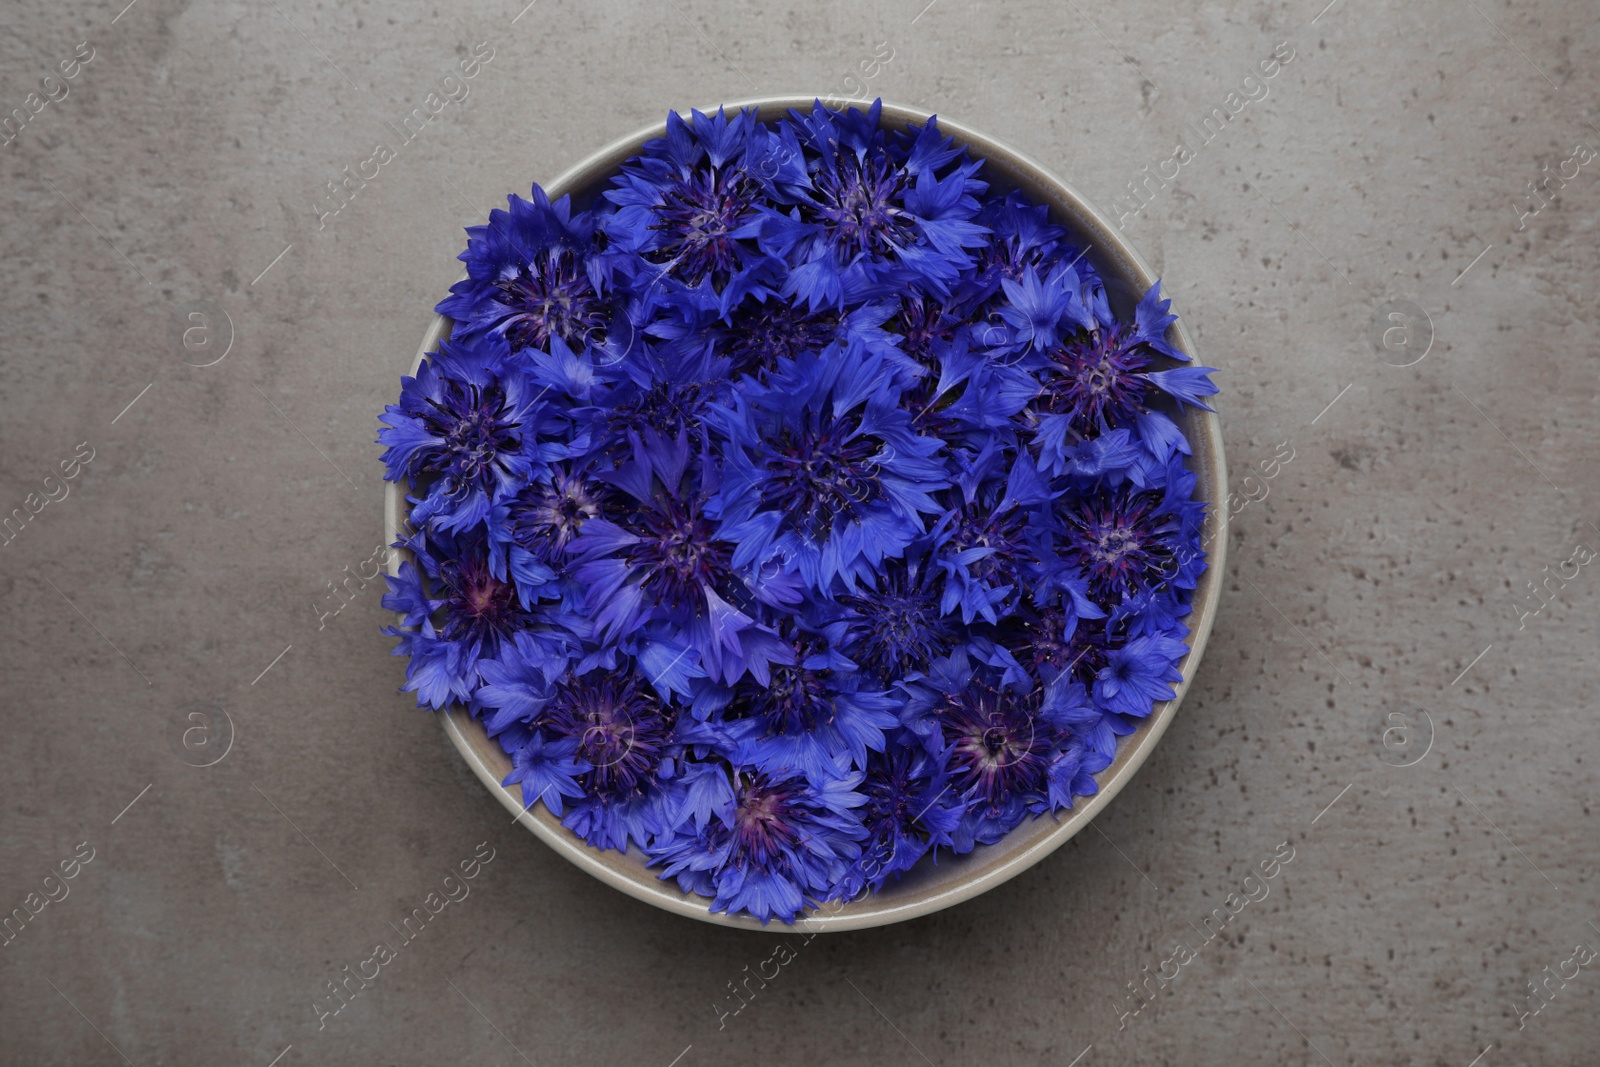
[1, 1, 1596, 1064]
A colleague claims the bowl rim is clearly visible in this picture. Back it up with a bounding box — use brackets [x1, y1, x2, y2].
[383, 95, 1228, 932]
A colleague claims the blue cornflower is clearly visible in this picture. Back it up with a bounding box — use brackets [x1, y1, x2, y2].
[592, 340, 729, 455]
[718, 614, 899, 779]
[835, 737, 961, 897]
[839, 553, 956, 682]
[382, 529, 561, 710]
[995, 264, 1094, 355]
[756, 102, 988, 308]
[997, 586, 1108, 685]
[720, 289, 843, 378]
[648, 761, 866, 924]
[709, 345, 949, 591]
[603, 108, 766, 290]
[1057, 477, 1189, 609]
[474, 629, 572, 735]
[514, 669, 683, 850]
[1094, 632, 1187, 720]
[953, 189, 1071, 313]
[543, 671, 677, 796]
[436, 185, 611, 353]
[503, 462, 614, 558]
[931, 444, 1054, 624]
[1030, 281, 1219, 441]
[378, 334, 569, 533]
[937, 679, 1055, 811]
[567, 431, 787, 686]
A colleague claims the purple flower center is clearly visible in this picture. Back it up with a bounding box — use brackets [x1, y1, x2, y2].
[945, 502, 1028, 589]
[863, 748, 923, 832]
[895, 296, 957, 365]
[439, 551, 526, 646]
[511, 468, 611, 557]
[724, 301, 838, 378]
[607, 379, 717, 443]
[1005, 609, 1115, 684]
[975, 233, 1060, 290]
[422, 382, 522, 492]
[1061, 488, 1174, 606]
[547, 676, 671, 796]
[492, 247, 606, 351]
[649, 167, 758, 285]
[940, 685, 1051, 808]
[1041, 324, 1152, 428]
[812, 151, 912, 260]
[624, 495, 733, 609]
[842, 567, 953, 678]
[737, 631, 835, 735]
[733, 775, 804, 865]
[758, 414, 881, 535]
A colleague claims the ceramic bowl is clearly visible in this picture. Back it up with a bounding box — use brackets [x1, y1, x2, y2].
[384, 96, 1227, 932]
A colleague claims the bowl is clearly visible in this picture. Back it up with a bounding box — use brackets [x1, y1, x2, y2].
[384, 96, 1227, 932]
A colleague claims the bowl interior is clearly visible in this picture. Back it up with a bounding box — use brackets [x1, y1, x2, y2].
[384, 97, 1227, 932]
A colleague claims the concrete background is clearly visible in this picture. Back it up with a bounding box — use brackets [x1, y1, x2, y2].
[1, 0, 1596, 1063]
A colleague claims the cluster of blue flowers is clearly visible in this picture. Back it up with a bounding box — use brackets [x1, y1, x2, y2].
[379, 101, 1217, 924]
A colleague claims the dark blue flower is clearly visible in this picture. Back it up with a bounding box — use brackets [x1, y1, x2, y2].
[835, 737, 961, 896]
[717, 614, 899, 779]
[1093, 632, 1187, 720]
[839, 554, 956, 681]
[709, 345, 949, 591]
[647, 761, 866, 924]
[603, 108, 766, 291]
[1058, 478, 1188, 609]
[378, 335, 569, 533]
[566, 431, 788, 686]
[720, 289, 842, 378]
[930, 444, 1053, 624]
[953, 189, 1071, 313]
[512, 669, 683, 850]
[753, 103, 988, 308]
[995, 264, 1094, 355]
[1029, 281, 1218, 445]
[382, 530, 559, 710]
[436, 185, 610, 353]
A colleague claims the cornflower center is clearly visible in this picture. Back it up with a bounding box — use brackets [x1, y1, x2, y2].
[607, 379, 716, 442]
[739, 632, 835, 735]
[649, 167, 758, 285]
[894, 297, 956, 365]
[624, 495, 732, 609]
[422, 382, 521, 490]
[547, 677, 670, 796]
[1004, 609, 1115, 684]
[940, 685, 1051, 807]
[1041, 325, 1152, 428]
[758, 414, 881, 536]
[733, 775, 804, 865]
[945, 502, 1028, 587]
[511, 469, 610, 557]
[812, 151, 913, 259]
[863, 749, 922, 829]
[842, 568, 953, 679]
[439, 551, 525, 646]
[1061, 488, 1174, 606]
[724, 301, 838, 378]
[493, 248, 606, 351]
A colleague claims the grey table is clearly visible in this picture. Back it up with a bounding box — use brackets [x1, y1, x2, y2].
[2, 0, 1595, 1063]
